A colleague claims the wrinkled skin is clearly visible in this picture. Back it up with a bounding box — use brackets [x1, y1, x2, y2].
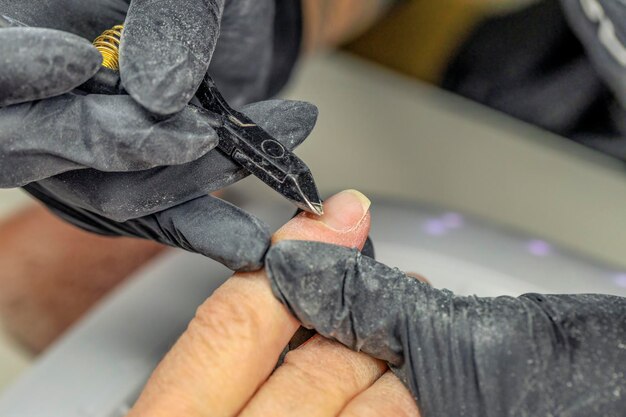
[0, 1, 313, 271]
[266, 241, 626, 417]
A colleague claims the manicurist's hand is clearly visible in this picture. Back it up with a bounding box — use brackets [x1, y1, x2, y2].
[265, 242, 626, 417]
[21, 99, 317, 271]
[127, 190, 420, 417]
[0, 1, 306, 271]
[1, 0, 290, 112]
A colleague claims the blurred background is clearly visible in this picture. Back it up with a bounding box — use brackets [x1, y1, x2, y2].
[1, 0, 626, 404]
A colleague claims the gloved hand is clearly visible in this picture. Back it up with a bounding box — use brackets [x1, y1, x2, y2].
[23, 100, 317, 271]
[0, 17, 317, 271]
[0, 0, 295, 113]
[0, 26, 221, 185]
[266, 241, 626, 417]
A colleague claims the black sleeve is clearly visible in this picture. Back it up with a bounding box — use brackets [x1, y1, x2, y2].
[266, 0, 303, 97]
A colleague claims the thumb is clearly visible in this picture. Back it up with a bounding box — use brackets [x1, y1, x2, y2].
[120, 0, 225, 116]
[266, 241, 423, 367]
[0, 28, 101, 107]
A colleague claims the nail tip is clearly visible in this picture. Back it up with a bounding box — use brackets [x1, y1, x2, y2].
[344, 189, 371, 208]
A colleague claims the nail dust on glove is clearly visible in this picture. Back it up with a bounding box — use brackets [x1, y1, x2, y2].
[266, 241, 626, 417]
[24, 101, 318, 271]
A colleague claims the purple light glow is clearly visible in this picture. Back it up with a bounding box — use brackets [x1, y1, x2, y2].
[423, 219, 447, 236]
[614, 274, 626, 288]
[441, 212, 464, 229]
[527, 240, 552, 257]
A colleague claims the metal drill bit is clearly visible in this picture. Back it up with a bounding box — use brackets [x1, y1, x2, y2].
[195, 74, 324, 216]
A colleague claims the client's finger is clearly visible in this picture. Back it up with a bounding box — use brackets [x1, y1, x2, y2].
[340, 371, 421, 417]
[239, 335, 387, 417]
[1, 95, 218, 188]
[128, 189, 371, 417]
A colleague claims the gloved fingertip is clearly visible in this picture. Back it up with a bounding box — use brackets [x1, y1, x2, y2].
[265, 241, 359, 328]
[119, 36, 195, 116]
[146, 106, 221, 165]
[0, 28, 102, 106]
[120, 0, 223, 116]
[276, 100, 319, 141]
[164, 197, 271, 271]
[290, 100, 319, 124]
[266, 240, 407, 366]
[241, 100, 318, 124]
[123, 76, 197, 116]
[195, 219, 271, 272]
[241, 100, 319, 148]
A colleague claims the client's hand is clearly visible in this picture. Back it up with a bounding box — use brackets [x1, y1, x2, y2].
[128, 190, 420, 417]
[265, 242, 626, 417]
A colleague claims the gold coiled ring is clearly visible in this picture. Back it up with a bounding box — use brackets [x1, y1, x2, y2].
[93, 24, 124, 70]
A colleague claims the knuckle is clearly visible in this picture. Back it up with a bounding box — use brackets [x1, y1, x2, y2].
[280, 358, 342, 397]
[282, 340, 364, 395]
[187, 287, 264, 350]
[341, 374, 420, 417]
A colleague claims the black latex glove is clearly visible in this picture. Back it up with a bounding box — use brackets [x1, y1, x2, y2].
[266, 241, 626, 417]
[0, 28, 220, 186]
[0, 0, 289, 113]
[0, 24, 226, 190]
[24, 100, 317, 271]
[0, 19, 317, 271]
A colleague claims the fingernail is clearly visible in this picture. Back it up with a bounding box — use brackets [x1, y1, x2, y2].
[317, 190, 371, 232]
